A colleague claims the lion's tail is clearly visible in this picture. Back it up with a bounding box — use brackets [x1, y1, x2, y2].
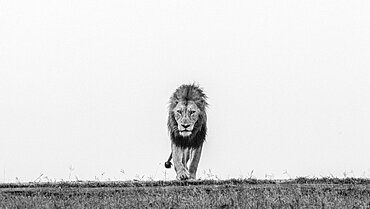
[164, 153, 172, 168]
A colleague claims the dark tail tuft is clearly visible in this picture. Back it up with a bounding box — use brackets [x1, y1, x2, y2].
[164, 161, 172, 168]
[164, 152, 173, 169]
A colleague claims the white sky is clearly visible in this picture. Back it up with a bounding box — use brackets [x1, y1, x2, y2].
[1, 0, 370, 182]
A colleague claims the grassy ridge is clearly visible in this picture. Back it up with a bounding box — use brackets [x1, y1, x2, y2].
[1, 178, 370, 208]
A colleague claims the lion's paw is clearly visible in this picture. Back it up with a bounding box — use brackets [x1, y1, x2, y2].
[176, 169, 190, 180]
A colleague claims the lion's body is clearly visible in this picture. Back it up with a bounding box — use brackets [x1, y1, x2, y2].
[167, 84, 208, 180]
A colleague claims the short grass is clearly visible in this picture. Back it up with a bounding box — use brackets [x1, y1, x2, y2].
[1, 178, 370, 208]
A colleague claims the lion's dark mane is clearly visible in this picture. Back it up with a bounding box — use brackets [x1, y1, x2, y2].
[168, 84, 208, 149]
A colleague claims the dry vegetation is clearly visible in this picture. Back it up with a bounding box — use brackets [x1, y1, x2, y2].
[1, 178, 370, 208]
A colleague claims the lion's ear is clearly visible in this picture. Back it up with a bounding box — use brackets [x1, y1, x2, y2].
[173, 100, 180, 107]
[169, 98, 179, 109]
[196, 99, 207, 109]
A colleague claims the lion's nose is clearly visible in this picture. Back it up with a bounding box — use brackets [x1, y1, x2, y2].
[182, 124, 190, 129]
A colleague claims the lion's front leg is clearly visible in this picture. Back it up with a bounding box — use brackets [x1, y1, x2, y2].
[188, 145, 202, 179]
[171, 142, 190, 180]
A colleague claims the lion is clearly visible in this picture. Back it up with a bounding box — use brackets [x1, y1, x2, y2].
[164, 84, 208, 180]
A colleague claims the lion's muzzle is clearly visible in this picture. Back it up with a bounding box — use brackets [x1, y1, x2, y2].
[178, 123, 194, 137]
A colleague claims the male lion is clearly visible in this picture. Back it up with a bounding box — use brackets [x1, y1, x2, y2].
[164, 84, 208, 180]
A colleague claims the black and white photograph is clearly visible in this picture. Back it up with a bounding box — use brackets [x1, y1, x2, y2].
[1, 0, 370, 208]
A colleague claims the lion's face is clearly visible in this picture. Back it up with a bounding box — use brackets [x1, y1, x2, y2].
[173, 101, 201, 137]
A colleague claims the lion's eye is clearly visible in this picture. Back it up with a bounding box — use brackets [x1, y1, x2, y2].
[189, 110, 195, 115]
[176, 110, 182, 114]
